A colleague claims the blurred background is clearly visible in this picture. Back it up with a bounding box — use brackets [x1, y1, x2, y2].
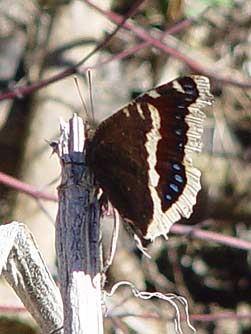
[0, 0, 251, 333]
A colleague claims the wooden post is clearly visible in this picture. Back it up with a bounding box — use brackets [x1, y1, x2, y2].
[55, 114, 103, 334]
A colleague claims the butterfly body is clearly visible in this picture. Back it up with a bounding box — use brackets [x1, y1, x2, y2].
[86, 76, 213, 241]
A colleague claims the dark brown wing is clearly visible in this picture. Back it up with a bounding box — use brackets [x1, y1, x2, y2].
[86, 76, 213, 240]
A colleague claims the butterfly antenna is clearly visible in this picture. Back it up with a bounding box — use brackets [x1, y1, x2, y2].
[73, 76, 88, 123]
[87, 69, 95, 124]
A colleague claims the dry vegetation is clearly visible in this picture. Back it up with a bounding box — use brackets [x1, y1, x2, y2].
[0, 0, 251, 333]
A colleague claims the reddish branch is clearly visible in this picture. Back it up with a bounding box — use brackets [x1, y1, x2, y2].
[171, 223, 251, 251]
[0, 0, 145, 101]
[1, 169, 251, 252]
[1, 1, 250, 102]
[0, 171, 57, 202]
[86, 0, 251, 88]
[1, 169, 250, 253]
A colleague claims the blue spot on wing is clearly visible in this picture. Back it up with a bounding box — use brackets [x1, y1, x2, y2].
[182, 83, 194, 89]
[170, 183, 179, 193]
[165, 194, 172, 201]
[185, 89, 195, 95]
[177, 143, 183, 151]
[174, 174, 183, 183]
[175, 129, 182, 136]
[184, 96, 193, 102]
[172, 163, 182, 171]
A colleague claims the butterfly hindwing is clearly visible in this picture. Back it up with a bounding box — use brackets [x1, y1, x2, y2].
[86, 76, 213, 240]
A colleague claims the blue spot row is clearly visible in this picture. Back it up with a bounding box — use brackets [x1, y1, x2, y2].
[164, 163, 185, 203]
[165, 174, 184, 202]
[165, 180, 181, 202]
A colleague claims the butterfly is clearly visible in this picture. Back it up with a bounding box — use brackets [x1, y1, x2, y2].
[86, 76, 213, 243]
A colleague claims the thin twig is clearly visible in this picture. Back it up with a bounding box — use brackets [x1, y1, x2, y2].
[87, 0, 251, 88]
[171, 223, 251, 251]
[0, 0, 144, 101]
[0, 171, 57, 202]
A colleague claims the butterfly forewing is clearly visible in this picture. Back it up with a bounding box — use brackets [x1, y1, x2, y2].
[86, 76, 213, 241]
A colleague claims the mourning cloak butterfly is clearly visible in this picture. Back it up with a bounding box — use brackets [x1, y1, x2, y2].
[86, 76, 213, 241]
